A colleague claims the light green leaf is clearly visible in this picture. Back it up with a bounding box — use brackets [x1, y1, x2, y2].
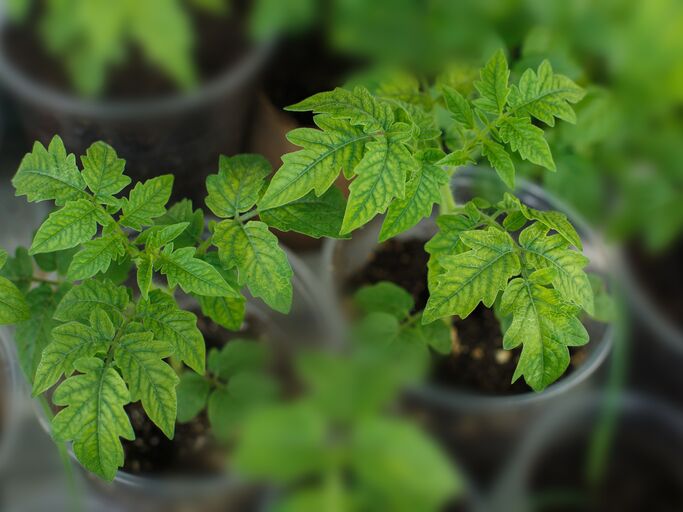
[68, 234, 126, 281]
[0, 247, 33, 292]
[0, 248, 7, 269]
[12, 136, 87, 205]
[473, 49, 510, 114]
[176, 372, 210, 423]
[260, 115, 368, 209]
[354, 282, 414, 320]
[441, 85, 474, 128]
[424, 228, 520, 323]
[379, 150, 448, 241]
[115, 326, 178, 439]
[120, 175, 174, 230]
[213, 220, 292, 313]
[81, 141, 130, 199]
[54, 279, 129, 323]
[287, 86, 394, 132]
[51, 357, 134, 481]
[136, 254, 154, 301]
[499, 116, 555, 171]
[205, 154, 271, 218]
[154, 200, 204, 248]
[261, 187, 348, 239]
[207, 340, 267, 381]
[197, 294, 246, 331]
[342, 126, 418, 234]
[137, 222, 190, 251]
[437, 148, 476, 168]
[135, 290, 205, 374]
[30, 199, 100, 255]
[520, 223, 593, 314]
[482, 139, 515, 189]
[508, 60, 585, 126]
[33, 309, 112, 395]
[425, 214, 479, 287]
[501, 272, 589, 391]
[0, 276, 30, 324]
[157, 246, 239, 297]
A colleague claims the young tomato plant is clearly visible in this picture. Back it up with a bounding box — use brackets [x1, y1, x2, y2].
[0, 135, 346, 480]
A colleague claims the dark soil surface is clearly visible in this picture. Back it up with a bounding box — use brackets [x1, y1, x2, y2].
[346, 238, 588, 395]
[3, 4, 250, 99]
[529, 429, 683, 512]
[627, 238, 683, 331]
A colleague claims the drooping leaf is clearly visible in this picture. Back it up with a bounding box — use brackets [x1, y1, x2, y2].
[260, 115, 368, 209]
[205, 154, 271, 218]
[260, 187, 348, 239]
[379, 149, 448, 241]
[423, 228, 520, 322]
[157, 246, 239, 297]
[51, 357, 134, 481]
[135, 289, 205, 374]
[353, 281, 414, 320]
[12, 136, 87, 205]
[80, 141, 130, 200]
[498, 116, 555, 171]
[54, 279, 129, 323]
[500, 270, 588, 391]
[0, 275, 30, 324]
[114, 325, 178, 439]
[473, 50, 510, 114]
[120, 175, 174, 230]
[508, 60, 585, 127]
[33, 309, 112, 394]
[68, 234, 126, 280]
[213, 220, 292, 313]
[482, 139, 515, 189]
[30, 199, 100, 255]
[176, 372, 210, 423]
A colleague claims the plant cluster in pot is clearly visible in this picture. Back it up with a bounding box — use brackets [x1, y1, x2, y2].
[0, 0, 273, 201]
[489, 392, 683, 512]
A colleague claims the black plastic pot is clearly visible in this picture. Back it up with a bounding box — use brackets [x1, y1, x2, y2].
[0, 14, 273, 202]
[489, 392, 683, 512]
[322, 168, 614, 482]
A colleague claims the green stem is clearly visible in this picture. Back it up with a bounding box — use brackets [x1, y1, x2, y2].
[195, 236, 213, 257]
[439, 183, 457, 215]
[32, 276, 62, 286]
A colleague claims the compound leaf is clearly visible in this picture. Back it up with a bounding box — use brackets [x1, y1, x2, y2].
[120, 175, 174, 230]
[498, 116, 555, 171]
[81, 141, 130, 199]
[473, 50, 510, 114]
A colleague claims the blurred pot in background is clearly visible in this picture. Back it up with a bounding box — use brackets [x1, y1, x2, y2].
[322, 170, 614, 482]
[0, 1, 272, 201]
[0, 330, 20, 474]
[489, 392, 683, 512]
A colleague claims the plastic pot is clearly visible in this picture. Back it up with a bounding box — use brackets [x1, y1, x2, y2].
[0, 13, 273, 202]
[0, 328, 20, 473]
[321, 168, 614, 481]
[488, 392, 683, 512]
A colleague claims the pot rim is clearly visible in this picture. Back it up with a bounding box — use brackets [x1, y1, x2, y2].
[321, 167, 615, 411]
[0, 9, 275, 119]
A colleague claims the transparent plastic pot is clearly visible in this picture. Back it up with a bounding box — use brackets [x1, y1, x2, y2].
[0, 327, 21, 474]
[31, 246, 327, 511]
[0, 10, 274, 202]
[488, 392, 683, 512]
[321, 168, 614, 481]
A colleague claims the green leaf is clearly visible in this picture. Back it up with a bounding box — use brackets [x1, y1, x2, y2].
[0, 248, 7, 269]
[287, 86, 394, 132]
[0, 276, 29, 324]
[354, 282, 414, 320]
[213, 220, 293, 313]
[482, 139, 515, 189]
[54, 279, 129, 323]
[233, 402, 326, 483]
[115, 325, 178, 439]
[342, 126, 418, 234]
[157, 246, 239, 297]
[402, 316, 452, 355]
[30, 199, 100, 255]
[197, 294, 246, 331]
[351, 418, 461, 512]
[51, 357, 134, 481]
[437, 148, 476, 168]
[205, 154, 271, 218]
[208, 372, 278, 441]
[1, 247, 33, 292]
[501, 271, 589, 391]
[520, 223, 594, 314]
[207, 340, 267, 381]
[260, 115, 368, 209]
[68, 234, 126, 281]
[588, 274, 615, 323]
[81, 141, 131, 199]
[136, 254, 154, 301]
[508, 60, 585, 127]
[176, 372, 210, 423]
[33, 309, 112, 395]
[425, 214, 479, 287]
[379, 149, 448, 241]
[33, 247, 79, 276]
[261, 187, 348, 239]
[120, 175, 174, 230]
[441, 85, 474, 128]
[12, 136, 87, 205]
[154, 200, 204, 248]
[473, 50, 510, 114]
[424, 228, 520, 323]
[135, 290, 205, 374]
[499, 116, 555, 171]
